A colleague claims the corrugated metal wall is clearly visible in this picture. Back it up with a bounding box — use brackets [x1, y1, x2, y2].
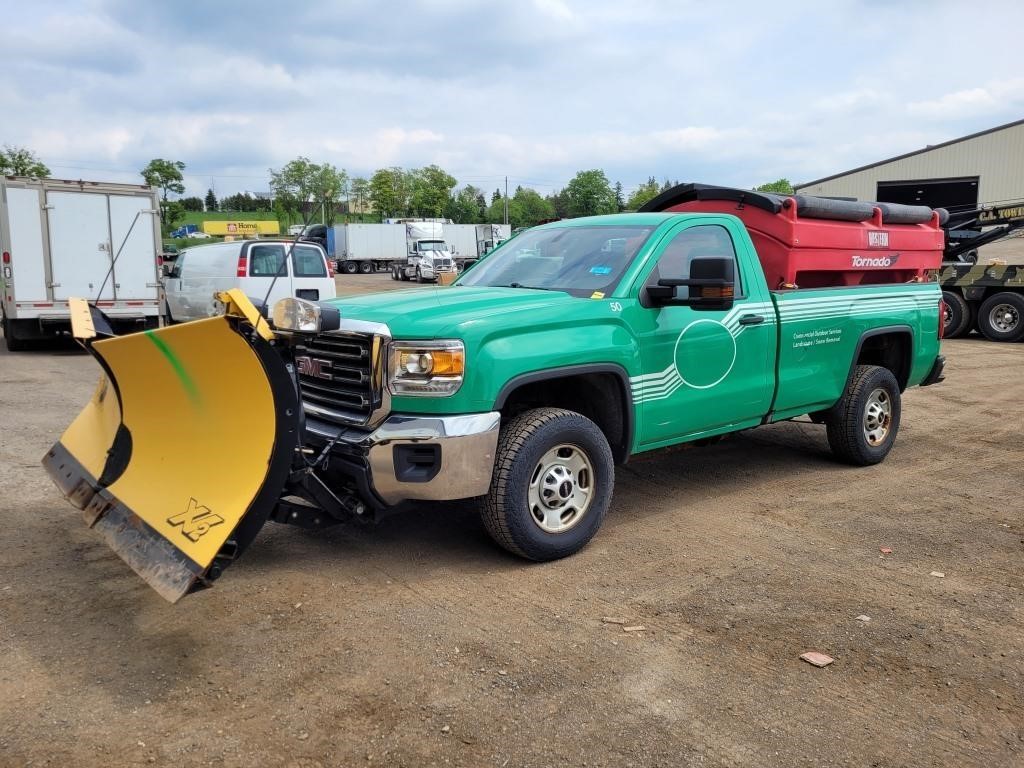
[796, 123, 1024, 205]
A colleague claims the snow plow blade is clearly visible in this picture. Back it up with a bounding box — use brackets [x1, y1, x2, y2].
[42, 291, 298, 603]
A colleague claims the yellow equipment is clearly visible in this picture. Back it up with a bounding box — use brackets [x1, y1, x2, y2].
[43, 291, 298, 602]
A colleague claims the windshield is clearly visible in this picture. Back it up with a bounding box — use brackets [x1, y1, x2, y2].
[457, 225, 654, 296]
[418, 240, 446, 251]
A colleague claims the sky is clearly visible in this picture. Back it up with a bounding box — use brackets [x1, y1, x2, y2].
[3, 0, 1024, 201]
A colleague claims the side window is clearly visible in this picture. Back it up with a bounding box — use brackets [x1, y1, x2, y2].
[652, 225, 741, 298]
[249, 244, 287, 277]
[293, 246, 328, 277]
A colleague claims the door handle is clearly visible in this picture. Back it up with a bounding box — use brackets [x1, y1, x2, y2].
[738, 314, 765, 325]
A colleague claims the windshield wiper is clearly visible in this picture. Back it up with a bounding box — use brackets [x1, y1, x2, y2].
[507, 282, 556, 291]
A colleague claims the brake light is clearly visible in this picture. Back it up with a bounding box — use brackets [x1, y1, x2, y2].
[938, 298, 945, 340]
[2, 251, 9, 264]
[326, 257, 334, 277]
[236, 254, 248, 277]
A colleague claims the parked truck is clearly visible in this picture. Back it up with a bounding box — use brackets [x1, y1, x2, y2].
[1, 176, 162, 351]
[44, 183, 946, 602]
[937, 200, 1024, 342]
[388, 220, 457, 282]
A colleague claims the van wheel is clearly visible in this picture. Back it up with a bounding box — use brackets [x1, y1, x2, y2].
[480, 408, 614, 561]
[359, 261, 374, 274]
[977, 292, 1024, 342]
[824, 365, 901, 466]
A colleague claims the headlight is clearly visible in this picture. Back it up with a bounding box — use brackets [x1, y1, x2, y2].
[271, 298, 340, 334]
[388, 340, 465, 396]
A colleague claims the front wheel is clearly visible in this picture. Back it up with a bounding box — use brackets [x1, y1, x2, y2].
[479, 408, 614, 561]
[414, 267, 424, 283]
[825, 365, 901, 466]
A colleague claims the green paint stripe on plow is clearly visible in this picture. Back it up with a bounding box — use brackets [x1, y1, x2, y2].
[144, 331, 202, 408]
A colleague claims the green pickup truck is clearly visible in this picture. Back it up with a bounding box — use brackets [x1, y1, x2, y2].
[45, 185, 948, 601]
[287, 191, 945, 563]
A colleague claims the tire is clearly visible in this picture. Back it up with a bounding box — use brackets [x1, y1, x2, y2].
[941, 290, 973, 339]
[399, 268, 409, 282]
[342, 261, 358, 275]
[2, 314, 29, 352]
[390, 265, 399, 281]
[479, 408, 614, 561]
[359, 261, 374, 274]
[977, 292, 1024, 342]
[824, 365, 901, 466]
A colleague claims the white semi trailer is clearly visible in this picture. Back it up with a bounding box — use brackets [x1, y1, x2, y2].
[0, 177, 162, 351]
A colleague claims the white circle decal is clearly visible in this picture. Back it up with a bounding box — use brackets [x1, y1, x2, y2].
[673, 319, 737, 390]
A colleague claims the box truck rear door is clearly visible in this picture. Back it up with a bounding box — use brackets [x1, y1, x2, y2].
[109, 194, 158, 300]
[47, 191, 113, 301]
[5, 186, 48, 302]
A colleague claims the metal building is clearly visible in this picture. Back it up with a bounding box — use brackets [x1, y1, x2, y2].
[795, 118, 1024, 212]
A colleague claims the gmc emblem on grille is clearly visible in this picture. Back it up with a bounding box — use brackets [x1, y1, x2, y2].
[296, 355, 333, 380]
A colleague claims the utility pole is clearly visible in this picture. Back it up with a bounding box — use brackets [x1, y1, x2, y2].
[504, 175, 508, 225]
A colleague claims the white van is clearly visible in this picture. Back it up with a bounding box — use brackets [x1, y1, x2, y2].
[163, 240, 336, 323]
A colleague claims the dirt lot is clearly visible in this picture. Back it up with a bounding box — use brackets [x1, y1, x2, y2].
[1, 275, 1022, 767]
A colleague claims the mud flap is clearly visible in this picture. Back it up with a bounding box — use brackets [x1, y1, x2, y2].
[42, 291, 299, 602]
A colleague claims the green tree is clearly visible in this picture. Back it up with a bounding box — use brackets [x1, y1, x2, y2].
[140, 159, 186, 220]
[614, 181, 625, 212]
[164, 201, 186, 230]
[269, 157, 348, 226]
[626, 177, 661, 210]
[409, 165, 456, 217]
[753, 178, 795, 195]
[180, 196, 204, 212]
[491, 188, 502, 205]
[546, 189, 569, 219]
[564, 169, 617, 218]
[445, 185, 485, 224]
[368, 167, 411, 218]
[350, 177, 370, 217]
[512, 187, 556, 227]
[204, 188, 218, 212]
[0, 146, 49, 177]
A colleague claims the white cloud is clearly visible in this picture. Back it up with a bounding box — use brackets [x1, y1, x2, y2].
[4, 0, 1024, 196]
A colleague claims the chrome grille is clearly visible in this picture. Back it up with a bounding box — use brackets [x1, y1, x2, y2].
[295, 333, 378, 424]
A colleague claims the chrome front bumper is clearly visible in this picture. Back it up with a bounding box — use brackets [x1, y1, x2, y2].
[305, 411, 501, 505]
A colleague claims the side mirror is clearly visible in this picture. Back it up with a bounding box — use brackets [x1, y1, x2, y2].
[161, 264, 174, 278]
[647, 256, 735, 310]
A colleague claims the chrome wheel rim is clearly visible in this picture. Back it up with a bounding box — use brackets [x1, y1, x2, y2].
[942, 303, 953, 328]
[863, 388, 892, 446]
[528, 444, 594, 533]
[989, 303, 1019, 333]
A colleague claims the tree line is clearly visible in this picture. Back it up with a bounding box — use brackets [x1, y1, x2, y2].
[2, 144, 795, 229]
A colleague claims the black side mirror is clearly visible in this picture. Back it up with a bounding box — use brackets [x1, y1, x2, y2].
[647, 256, 735, 310]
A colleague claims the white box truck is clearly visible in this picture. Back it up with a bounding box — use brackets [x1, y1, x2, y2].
[1, 177, 162, 350]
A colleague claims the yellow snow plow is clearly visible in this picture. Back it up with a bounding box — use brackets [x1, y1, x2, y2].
[42, 290, 299, 602]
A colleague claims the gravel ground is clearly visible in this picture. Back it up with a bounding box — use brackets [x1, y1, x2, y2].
[1, 274, 1021, 767]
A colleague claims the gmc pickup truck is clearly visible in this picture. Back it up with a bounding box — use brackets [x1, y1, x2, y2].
[45, 184, 947, 601]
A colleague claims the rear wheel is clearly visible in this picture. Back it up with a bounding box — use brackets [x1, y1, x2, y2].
[2, 313, 30, 352]
[977, 292, 1024, 342]
[359, 261, 374, 274]
[342, 261, 358, 275]
[480, 408, 614, 561]
[941, 290, 973, 338]
[390, 265, 399, 280]
[825, 365, 901, 466]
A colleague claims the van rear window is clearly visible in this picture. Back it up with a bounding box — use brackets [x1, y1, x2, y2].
[249, 245, 286, 277]
[293, 246, 327, 277]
